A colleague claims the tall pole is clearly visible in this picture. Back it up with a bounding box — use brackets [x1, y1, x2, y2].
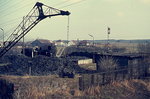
[107, 27, 110, 53]
[88, 34, 94, 46]
[67, 16, 70, 46]
[0, 28, 4, 47]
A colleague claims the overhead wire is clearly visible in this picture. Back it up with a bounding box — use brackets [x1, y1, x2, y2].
[0, 0, 33, 13]
[1, 20, 21, 28]
[52, 0, 72, 7]
[59, 0, 88, 9]
[0, 1, 35, 18]
[0, 0, 23, 12]
[0, 17, 22, 26]
[0, 0, 11, 8]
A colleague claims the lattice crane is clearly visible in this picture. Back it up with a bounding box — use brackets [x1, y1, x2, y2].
[0, 2, 70, 57]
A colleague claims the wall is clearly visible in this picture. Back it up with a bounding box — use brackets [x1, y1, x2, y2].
[78, 59, 93, 65]
[78, 65, 149, 90]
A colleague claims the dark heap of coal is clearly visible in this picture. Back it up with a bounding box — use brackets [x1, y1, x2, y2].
[0, 55, 93, 76]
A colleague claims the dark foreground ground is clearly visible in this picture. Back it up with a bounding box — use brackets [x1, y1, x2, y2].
[0, 75, 150, 99]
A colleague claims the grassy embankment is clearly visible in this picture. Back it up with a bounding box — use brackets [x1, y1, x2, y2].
[1, 75, 150, 99]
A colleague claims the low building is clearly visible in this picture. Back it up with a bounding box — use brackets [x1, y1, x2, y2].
[23, 44, 56, 57]
[23, 39, 56, 57]
[31, 39, 53, 47]
[78, 40, 90, 46]
[54, 40, 65, 46]
[78, 59, 93, 65]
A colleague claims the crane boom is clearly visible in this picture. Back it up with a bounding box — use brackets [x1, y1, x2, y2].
[0, 2, 70, 57]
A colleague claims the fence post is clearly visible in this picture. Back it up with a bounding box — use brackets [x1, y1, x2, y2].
[123, 71, 125, 80]
[91, 74, 94, 85]
[79, 76, 83, 90]
[102, 73, 105, 85]
[115, 71, 117, 81]
[128, 59, 133, 79]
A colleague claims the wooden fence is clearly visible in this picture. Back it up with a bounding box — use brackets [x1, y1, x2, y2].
[79, 65, 150, 90]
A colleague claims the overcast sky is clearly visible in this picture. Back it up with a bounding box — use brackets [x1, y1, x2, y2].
[0, 0, 150, 41]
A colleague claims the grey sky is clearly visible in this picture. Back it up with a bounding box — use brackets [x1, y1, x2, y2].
[0, 0, 150, 40]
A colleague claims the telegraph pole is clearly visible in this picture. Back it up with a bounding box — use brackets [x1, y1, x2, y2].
[67, 16, 70, 46]
[88, 34, 94, 46]
[107, 27, 110, 53]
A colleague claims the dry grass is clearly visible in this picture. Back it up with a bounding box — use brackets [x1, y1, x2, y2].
[0, 75, 78, 99]
[81, 79, 150, 99]
[1, 75, 150, 99]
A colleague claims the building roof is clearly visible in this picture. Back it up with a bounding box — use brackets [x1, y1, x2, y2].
[55, 40, 63, 42]
[36, 39, 51, 44]
[31, 39, 52, 47]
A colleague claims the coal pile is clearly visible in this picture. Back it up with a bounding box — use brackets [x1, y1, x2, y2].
[31, 56, 63, 75]
[63, 46, 103, 56]
[0, 55, 93, 76]
[0, 55, 30, 75]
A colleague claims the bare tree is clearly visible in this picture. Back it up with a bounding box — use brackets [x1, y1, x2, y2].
[98, 56, 118, 71]
[137, 43, 150, 54]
